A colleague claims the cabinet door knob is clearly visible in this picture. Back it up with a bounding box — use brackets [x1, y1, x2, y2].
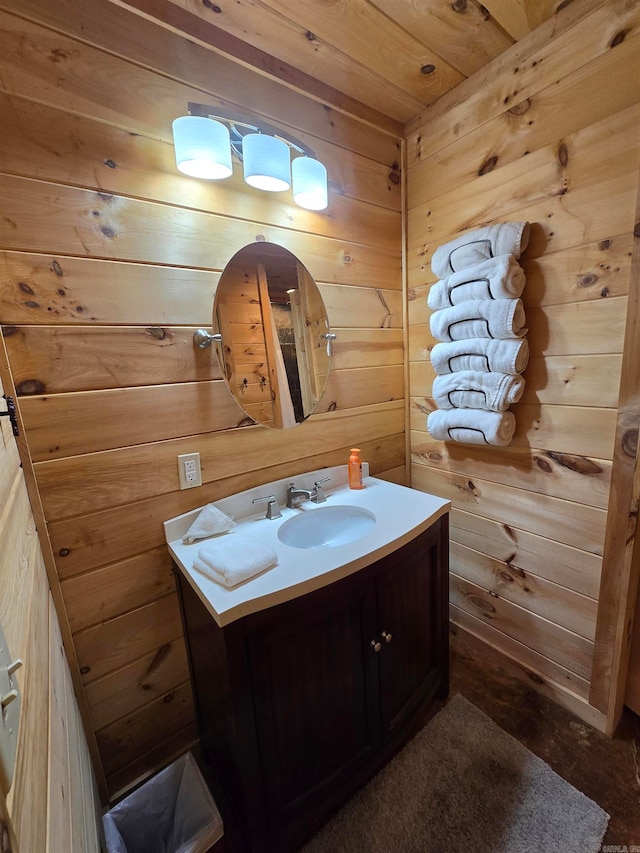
[381, 631, 392, 644]
[370, 640, 382, 652]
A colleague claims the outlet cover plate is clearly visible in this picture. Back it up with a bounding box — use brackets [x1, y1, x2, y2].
[0, 624, 21, 795]
[177, 452, 202, 489]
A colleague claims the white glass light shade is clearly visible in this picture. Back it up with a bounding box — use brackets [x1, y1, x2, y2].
[242, 133, 291, 191]
[292, 157, 328, 210]
[172, 116, 232, 180]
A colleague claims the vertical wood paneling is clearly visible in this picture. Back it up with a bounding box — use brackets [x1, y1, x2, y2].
[0, 0, 404, 796]
[0, 373, 100, 851]
[406, 2, 640, 733]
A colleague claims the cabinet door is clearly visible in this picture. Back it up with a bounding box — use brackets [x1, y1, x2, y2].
[375, 529, 443, 739]
[247, 577, 379, 840]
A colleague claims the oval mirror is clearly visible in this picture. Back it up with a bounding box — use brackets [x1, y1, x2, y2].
[213, 243, 332, 428]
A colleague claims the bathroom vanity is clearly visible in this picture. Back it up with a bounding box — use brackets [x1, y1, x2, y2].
[165, 468, 450, 852]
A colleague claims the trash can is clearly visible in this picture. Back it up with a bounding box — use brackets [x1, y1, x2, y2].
[103, 752, 223, 853]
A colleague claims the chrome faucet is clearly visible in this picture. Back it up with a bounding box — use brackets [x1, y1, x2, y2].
[252, 494, 282, 520]
[286, 477, 330, 508]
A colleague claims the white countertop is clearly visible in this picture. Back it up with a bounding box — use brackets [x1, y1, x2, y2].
[164, 465, 450, 627]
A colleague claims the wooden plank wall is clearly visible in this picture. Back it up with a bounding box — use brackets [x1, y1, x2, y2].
[405, 0, 640, 731]
[0, 371, 101, 851]
[0, 0, 405, 798]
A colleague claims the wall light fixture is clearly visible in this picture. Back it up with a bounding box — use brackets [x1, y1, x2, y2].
[172, 103, 328, 211]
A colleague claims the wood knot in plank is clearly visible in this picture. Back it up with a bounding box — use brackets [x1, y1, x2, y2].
[143, 644, 172, 680]
[546, 451, 602, 475]
[622, 429, 638, 458]
[478, 155, 498, 176]
[557, 143, 569, 167]
[599, 239, 611, 250]
[17, 281, 35, 295]
[420, 64, 436, 75]
[202, 0, 221, 10]
[502, 523, 517, 542]
[610, 29, 628, 48]
[388, 164, 401, 185]
[508, 98, 531, 116]
[467, 593, 495, 615]
[479, 5, 490, 20]
[577, 273, 598, 288]
[534, 455, 552, 473]
[58, 548, 70, 557]
[305, 31, 316, 41]
[451, 0, 467, 11]
[48, 47, 72, 63]
[634, 222, 640, 238]
[145, 326, 169, 340]
[1, 325, 17, 337]
[16, 379, 45, 396]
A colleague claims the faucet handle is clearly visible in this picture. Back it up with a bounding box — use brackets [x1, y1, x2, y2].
[312, 477, 330, 503]
[252, 495, 282, 520]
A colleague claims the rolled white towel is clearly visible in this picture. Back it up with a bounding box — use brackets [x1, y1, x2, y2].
[431, 222, 530, 278]
[182, 503, 236, 543]
[427, 408, 516, 447]
[193, 538, 278, 588]
[430, 338, 529, 375]
[432, 371, 525, 412]
[430, 299, 527, 342]
[427, 255, 525, 310]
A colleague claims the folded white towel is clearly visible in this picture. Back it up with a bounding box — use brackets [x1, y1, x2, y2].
[193, 538, 278, 588]
[427, 408, 516, 446]
[427, 255, 525, 310]
[431, 222, 530, 278]
[182, 504, 236, 543]
[430, 338, 529, 375]
[432, 371, 525, 412]
[430, 299, 527, 342]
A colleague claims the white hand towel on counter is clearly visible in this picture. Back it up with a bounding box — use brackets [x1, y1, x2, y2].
[431, 221, 530, 278]
[427, 255, 525, 310]
[430, 338, 529, 375]
[193, 538, 278, 588]
[432, 371, 525, 412]
[427, 408, 516, 447]
[430, 298, 527, 342]
[182, 503, 236, 543]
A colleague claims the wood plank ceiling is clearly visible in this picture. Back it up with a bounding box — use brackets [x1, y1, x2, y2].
[119, 0, 570, 125]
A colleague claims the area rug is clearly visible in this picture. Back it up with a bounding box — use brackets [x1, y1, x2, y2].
[302, 694, 609, 853]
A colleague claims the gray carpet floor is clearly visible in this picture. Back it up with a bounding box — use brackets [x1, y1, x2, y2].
[302, 694, 610, 852]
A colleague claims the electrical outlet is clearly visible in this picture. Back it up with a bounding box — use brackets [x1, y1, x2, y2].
[178, 452, 202, 489]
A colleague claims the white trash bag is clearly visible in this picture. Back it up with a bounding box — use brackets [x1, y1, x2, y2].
[103, 752, 223, 853]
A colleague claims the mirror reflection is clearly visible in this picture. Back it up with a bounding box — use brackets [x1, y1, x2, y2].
[213, 243, 332, 428]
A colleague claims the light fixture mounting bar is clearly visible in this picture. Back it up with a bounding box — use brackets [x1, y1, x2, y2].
[187, 102, 317, 160]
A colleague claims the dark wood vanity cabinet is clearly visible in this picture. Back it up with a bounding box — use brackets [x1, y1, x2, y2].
[175, 514, 449, 853]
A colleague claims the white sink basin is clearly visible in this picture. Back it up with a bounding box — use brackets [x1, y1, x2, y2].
[277, 505, 376, 550]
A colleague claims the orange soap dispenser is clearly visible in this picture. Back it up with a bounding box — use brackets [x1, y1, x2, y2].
[348, 448, 364, 490]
